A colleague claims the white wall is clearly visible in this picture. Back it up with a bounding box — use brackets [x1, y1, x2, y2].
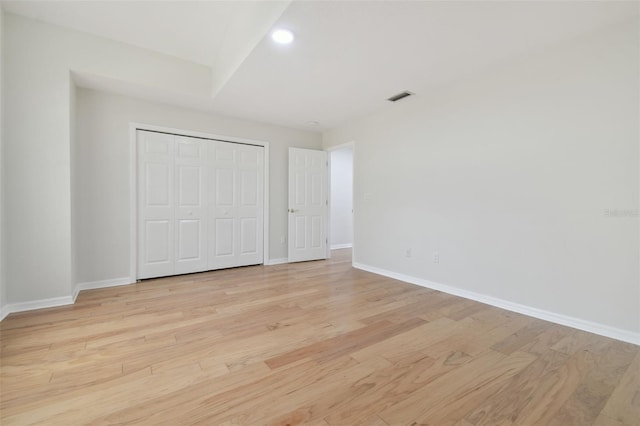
[2, 12, 318, 307]
[69, 76, 77, 294]
[323, 21, 640, 339]
[330, 147, 353, 249]
[0, 7, 5, 315]
[74, 88, 321, 285]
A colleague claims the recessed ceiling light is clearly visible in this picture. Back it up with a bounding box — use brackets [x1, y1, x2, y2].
[272, 29, 294, 44]
[306, 121, 320, 126]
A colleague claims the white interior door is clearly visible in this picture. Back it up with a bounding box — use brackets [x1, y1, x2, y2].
[209, 141, 264, 270]
[288, 147, 328, 262]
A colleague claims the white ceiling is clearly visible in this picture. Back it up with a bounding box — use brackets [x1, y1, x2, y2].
[1, 0, 289, 67]
[214, 1, 638, 130]
[1, 0, 291, 95]
[2, 1, 638, 132]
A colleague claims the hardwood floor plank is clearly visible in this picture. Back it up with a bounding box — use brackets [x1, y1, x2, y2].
[548, 379, 620, 426]
[547, 341, 639, 425]
[325, 351, 471, 425]
[358, 415, 389, 426]
[215, 356, 392, 425]
[350, 317, 457, 363]
[465, 349, 571, 425]
[490, 319, 553, 355]
[107, 356, 365, 425]
[599, 352, 640, 425]
[264, 318, 426, 369]
[1, 249, 637, 425]
[593, 413, 629, 426]
[380, 350, 536, 425]
[513, 347, 600, 424]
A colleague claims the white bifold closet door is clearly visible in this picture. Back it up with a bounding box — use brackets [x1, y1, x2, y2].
[209, 141, 264, 270]
[137, 130, 263, 280]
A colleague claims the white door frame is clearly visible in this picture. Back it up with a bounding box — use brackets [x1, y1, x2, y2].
[326, 141, 355, 261]
[129, 123, 270, 281]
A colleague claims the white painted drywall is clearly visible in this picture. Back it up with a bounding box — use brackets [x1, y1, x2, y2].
[74, 88, 320, 285]
[69, 75, 77, 294]
[330, 147, 353, 249]
[0, 7, 5, 314]
[323, 21, 640, 335]
[2, 12, 300, 305]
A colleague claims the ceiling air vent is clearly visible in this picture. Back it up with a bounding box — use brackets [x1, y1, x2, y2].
[387, 91, 414, 102]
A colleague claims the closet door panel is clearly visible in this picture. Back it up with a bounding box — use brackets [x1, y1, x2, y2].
[237, 144, 264, 266]
[214, 218, 234, 256]
[138, 131, 175, 279]
[174, 136, 207, 274]
[240, 217, 258, 255]
[209, 141, 238, 269]
[145, 220, 171, 264]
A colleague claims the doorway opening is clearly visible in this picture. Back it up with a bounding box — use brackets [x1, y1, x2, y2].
[328, 143, 354, 256]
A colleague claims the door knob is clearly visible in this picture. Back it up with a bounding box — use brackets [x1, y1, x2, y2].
[288, 208, 298, 213]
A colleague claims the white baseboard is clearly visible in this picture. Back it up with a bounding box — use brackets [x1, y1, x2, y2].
[265, 258, 288, 266]
[1, 277, 135, 321]
[0, 304, 10, 321]
[331, 243, 353, 250]
[0, 295, 75, 319]
[73, 277, 134, 301]
[353, 262, 640, 346]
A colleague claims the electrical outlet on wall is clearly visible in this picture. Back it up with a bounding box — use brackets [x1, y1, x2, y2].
[433, 252, 440, 263]
[405, 248, 412, 258]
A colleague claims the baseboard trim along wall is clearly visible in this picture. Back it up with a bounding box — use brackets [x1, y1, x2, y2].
[0, 277, 135, 321]
[0, 263, 293, 319]
[331, 243, 353, 250]
[0, 295, 75, 321]
[353, 262, 640, 346]
[265, 258, 288, 266]
[72, 277, 135, 301]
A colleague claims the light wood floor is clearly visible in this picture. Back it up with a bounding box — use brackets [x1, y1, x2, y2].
[1, 249, 638, 425]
